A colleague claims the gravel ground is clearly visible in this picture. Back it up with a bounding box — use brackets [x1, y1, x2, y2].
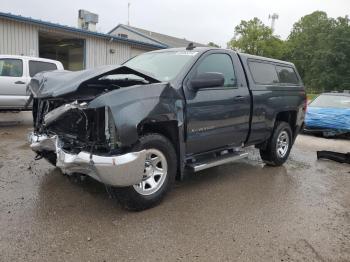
[0, 112, 349, 262]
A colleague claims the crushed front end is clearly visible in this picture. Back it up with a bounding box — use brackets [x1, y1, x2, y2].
[27, 66, 161, 187]
[29, 99, 146, 186]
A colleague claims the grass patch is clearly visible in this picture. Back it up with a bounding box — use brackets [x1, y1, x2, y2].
[307, 93, 318, 101]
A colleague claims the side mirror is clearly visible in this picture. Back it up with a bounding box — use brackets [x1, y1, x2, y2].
[190, 72, 225, 90]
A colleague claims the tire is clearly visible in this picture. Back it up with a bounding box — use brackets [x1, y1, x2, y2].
[108, 133, 177, 211]
[259, 121, 293, 166]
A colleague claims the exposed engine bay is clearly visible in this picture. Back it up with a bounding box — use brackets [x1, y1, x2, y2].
[33, 99, 116, 155]
[29, 65, 161, 160]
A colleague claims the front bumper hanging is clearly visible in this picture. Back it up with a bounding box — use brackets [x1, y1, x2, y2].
[28, 133, 147, 187]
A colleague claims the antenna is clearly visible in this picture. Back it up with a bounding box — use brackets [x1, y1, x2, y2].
[127, 3, 131, 26]
[268, 13, 279, 32]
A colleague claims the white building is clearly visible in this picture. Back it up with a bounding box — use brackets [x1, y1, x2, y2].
[0, 11, 167, 71]
[0, 11, 207, 71]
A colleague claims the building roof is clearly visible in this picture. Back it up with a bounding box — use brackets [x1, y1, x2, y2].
[109, 24, 207, 48]
[0, 12, 167, 50]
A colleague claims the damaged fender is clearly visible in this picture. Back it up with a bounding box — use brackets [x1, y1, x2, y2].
[88, 82, 185, 147]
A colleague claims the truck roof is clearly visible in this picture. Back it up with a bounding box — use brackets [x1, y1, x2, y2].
[149, 47, 295, 67]
[149, 47, 219, 53]
[238, 53, 294, 67]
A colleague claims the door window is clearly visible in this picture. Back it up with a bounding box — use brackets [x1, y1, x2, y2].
[29, 60, 57, 77]
[0, 59, 23, 77]
[195, 54, 237, 87]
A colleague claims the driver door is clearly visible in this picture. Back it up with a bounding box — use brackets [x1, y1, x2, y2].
[183, 51, 250, 154]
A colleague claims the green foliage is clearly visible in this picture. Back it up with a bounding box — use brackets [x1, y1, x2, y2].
[227, 17, 286, 59]
[208, 42, 221, 48]
[228, 12, 350, 93]
[287, 11, 350, 92]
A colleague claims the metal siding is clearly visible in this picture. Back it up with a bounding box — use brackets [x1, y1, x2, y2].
[106, 41, 131, 65]
[85, 38, 138, 68]
[130, 47, 147, 57]
[0, 18, 153, 69]
[0, 18, 38, 56]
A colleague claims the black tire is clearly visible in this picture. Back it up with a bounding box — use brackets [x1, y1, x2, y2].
[259, 121, 293, 166]
[108, 133, 177, 211]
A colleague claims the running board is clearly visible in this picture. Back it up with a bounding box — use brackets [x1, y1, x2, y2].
[187, 152, 248, 172]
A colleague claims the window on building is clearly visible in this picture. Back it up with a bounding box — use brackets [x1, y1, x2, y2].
[29, 61, 57, 77]
[196, 54, 237, 87]
[0, 59, 23, 77]
[118, 33, 128, 38]
[276, 65, 299, 84]
[248, 61, 279, 85]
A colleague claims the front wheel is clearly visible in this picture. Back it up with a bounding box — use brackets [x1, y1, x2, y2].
[259, 122, 293, 166]
[108, 133, 177, 211]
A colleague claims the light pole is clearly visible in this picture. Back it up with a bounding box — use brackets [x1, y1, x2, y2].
[128, 3, 131, 26]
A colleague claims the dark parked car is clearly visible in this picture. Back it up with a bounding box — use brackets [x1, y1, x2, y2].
[28, 47, 306, 210]
[304, 92, 350, 137]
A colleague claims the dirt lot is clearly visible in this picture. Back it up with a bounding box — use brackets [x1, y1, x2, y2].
[0, 112, 349, 262]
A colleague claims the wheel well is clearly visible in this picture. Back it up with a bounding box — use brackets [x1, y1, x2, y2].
[256, 110, 298, 150]
[138, 121, 180, 179]
[138, 121, 178, 146]
[275, 111, 297, 136]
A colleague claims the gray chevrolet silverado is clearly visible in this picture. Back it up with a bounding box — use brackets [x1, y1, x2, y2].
[28, 46, 306, 210]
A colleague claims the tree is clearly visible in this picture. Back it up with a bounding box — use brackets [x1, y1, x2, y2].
[208, 42, 221, 48]
[227, 18, 285, 59]
[287, 11, 350, 92]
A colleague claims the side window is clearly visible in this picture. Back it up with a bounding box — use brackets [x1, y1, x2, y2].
[196, 53, 237, 87]
[248, 61, 279, 85]
[29, 61, 57, 77]
[0, 59, 23, 77]
[276, 65, 299, 84]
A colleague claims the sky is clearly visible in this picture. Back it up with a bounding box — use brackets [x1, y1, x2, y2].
[2, 0, 349, 47]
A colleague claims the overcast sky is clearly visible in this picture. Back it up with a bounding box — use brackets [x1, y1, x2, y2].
[2, 0, 349, 47]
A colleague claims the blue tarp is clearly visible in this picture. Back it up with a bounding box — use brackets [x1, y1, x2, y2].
[305, 107, 350, 131]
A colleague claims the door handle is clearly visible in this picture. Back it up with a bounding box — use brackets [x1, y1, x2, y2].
[234, 96, 245, 101]
[15, 81, 26, 84]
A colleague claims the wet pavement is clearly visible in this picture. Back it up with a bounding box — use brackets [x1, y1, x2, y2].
[0, 112, 349, 261]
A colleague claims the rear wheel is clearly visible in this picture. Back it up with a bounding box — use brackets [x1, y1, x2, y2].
[109, 133, 177, 211]
[259, 122, 293, 166]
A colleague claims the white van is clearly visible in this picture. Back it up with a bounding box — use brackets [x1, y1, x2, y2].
[0, 55, 64, 110]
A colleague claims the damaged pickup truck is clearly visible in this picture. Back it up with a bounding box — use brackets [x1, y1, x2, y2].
[28, 47, 306, 210]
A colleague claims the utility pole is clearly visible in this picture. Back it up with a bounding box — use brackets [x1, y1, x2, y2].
[128, 3, 131, 26]
[268, 13, 279, 32]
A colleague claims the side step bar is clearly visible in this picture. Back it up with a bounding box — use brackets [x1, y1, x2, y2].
[187, 152, 248, 172]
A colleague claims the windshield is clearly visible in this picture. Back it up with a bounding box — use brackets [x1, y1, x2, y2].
[310, 94, 350, 109]
[124, 51, 198, 81]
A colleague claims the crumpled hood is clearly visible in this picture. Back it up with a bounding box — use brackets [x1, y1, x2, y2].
[27, 65, 160, 98]
[305, 106, 350, 130]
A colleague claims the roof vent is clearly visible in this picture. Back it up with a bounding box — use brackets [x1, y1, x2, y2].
[78, 9, 99, 31]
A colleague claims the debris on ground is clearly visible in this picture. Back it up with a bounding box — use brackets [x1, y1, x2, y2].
[317, 150, 350, 164]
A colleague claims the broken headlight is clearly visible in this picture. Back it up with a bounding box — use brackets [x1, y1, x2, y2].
[105, 106, 120, 149]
